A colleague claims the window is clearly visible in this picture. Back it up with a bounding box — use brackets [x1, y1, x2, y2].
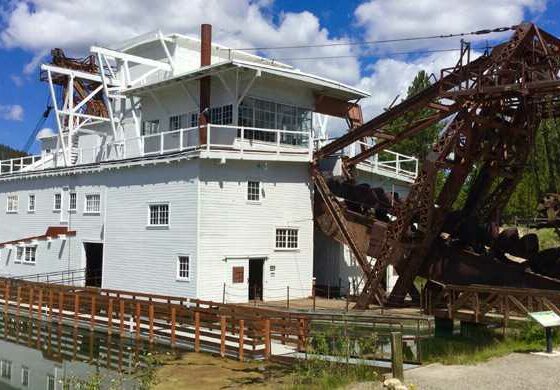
[69, 193, 77, 211]
[238, 97, 311, 144]
[190, 112, 199, 127]
[1, 359, 11, 380]
[141, 119, 160, 136]
[247, 181, 260, 202]
[209, 104, 233, 125]
[169, 115, 181, 131]
[47, 375, 55, 390]
[23, 246, 36, 264]
[6, 195, 18, 213]
[232, 266, 244, 284]
[28, 195, 35, 212]
[15, 247, 23, 263]
[177, 256, 190, 280]
[53, 193, 62, 211]
[275, 228, 299, 250]
[21, 366, 29, 387]
[85, 194, 101, 214]
[149, 204, 169, 226]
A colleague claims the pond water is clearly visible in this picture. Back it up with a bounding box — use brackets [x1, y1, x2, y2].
[0, 313, 180, 389]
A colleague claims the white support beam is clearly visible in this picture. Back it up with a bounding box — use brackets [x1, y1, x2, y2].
[158, 31, 175, 72]
[217, 73, 235, 100]
[90, 46, 172, 71]
[46, 69, 69, 167]
[72, 84, 104, 113]
[179, 81, 199, 109]
[41, 64, 117, 85]
[237, 69, 261, 105]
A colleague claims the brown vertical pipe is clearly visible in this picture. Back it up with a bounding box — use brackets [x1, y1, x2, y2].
[199, 24, 212, 145]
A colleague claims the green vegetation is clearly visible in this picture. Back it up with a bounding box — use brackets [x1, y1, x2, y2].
[290, 327, 381, 389]
[0, 143, 26, 160]
[420, 322, 558, 365]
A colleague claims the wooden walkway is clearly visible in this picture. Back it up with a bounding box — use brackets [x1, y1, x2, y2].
[423, 281, 560, 330]
[0, 277, 310, 361]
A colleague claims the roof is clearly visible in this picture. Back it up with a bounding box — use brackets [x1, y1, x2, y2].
[0, 226, 76, 248]
[123, 59, 370, 101]
[112, 31, 294, 70]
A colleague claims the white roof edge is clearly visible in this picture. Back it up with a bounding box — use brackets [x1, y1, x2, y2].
[232, 59, 370, 98]
[124, 59, 370, 99]
[113, 31, 294, 71]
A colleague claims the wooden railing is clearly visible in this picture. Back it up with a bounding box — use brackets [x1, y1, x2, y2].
[423, 281, 560, 329]
[0, 277, 310, 361]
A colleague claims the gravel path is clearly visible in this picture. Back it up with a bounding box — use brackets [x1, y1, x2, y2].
[405, 353, 560, 390]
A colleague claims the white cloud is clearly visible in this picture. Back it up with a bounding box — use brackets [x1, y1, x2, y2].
[355, 0, 547, 51]
[0, 0, 361, 84]
[10, 74, 23, 87]
[0, 104, 24, 121]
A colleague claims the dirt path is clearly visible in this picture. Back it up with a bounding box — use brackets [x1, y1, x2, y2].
[405, 353, 560, 390]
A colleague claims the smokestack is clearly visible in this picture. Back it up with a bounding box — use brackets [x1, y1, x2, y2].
[199, 24, 212, 145]
[200, 23, 212, 67]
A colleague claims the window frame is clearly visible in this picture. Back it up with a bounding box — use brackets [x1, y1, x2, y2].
[147, 203, 170, 227]
[6, 194, 18, 213]
[247, 180, 261, 203]
[28, 194, 35, 213]
[176, 255, 190, 281]
[84, 193, 101, 214]
[141, 119, 160, 136]
[53, 193, 62, 212]
[15, 246, 23, 263]
[0, 359, 12, 380]
[274, 227, 299, 251]
[21, 366, 30, 387]
[69, 192, 77, 211]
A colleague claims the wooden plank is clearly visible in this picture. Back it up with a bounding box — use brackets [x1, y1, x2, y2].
[239, 319, 245, 362]
[220, 315, 227, 358]
[390, 332, 404, 381]
[149, 303, 154, 343]
[194, 311, 200, 352]
[90, 295, 97, 329]
[119, 299, 125, 336]
[171, 307, 176, 347]
[264, 319, 271, 359]
[74, 295, 80, 328]
[108, 298, 114, 334]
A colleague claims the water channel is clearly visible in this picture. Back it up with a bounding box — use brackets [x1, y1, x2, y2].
[0, 313, 180, 389]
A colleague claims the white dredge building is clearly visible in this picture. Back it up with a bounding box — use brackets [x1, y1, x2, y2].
[0, 25, 417, 303]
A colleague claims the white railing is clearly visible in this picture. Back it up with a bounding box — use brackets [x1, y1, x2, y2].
[0, 125, 312, 176]
[0, 155, 43, 175]
[356, 142, 419, 181]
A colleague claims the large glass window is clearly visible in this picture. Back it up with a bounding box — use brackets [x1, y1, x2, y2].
[6, 195, 18, 213]
[275, 228, 299, 250]
[237, 97, 310, 145]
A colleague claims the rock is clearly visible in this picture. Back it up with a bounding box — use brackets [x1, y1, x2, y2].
[383, 378, 405, 389]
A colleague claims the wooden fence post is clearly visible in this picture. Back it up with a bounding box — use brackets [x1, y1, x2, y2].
[170, 307, 176, 347]
[119, 300, 125, 336]
[264, 319, 271, 359]
[108, 298, 114, 335]
[135, 302, 141, 340]
[390, 332, 404, 381]
[16, 286, 21, 318]
[287, 286, 290, 310]
[3, 283, 9, 316]
[90, 295, 97, 329]
[48, 290, 53, 322]
[74, 295, 80, 328]
[28, 287, 34, 318]
[239, 319, 244, 362]
[220, 315, 227, 357]
[194, 311, 200, 352]
[37, 289, 43, 322]
[58, 292, 64, 325]
[149, 303, 154, 343]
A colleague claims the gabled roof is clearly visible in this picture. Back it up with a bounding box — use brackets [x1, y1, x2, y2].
[123, 59, 369, 101]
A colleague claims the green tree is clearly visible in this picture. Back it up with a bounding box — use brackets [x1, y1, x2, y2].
[386, 70, 441, 160]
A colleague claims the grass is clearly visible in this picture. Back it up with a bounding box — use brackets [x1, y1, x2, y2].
[516, 226, 560, 250]
[420, 322, 558, 365]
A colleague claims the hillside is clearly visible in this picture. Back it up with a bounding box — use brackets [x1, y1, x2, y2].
[0, 144, 26, 160]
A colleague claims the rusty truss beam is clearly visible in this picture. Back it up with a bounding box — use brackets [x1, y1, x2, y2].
[312, 22, 560, 309]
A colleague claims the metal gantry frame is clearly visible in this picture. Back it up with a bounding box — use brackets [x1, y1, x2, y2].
[312, 23, 560, 309]
[40, 32, 176, 167]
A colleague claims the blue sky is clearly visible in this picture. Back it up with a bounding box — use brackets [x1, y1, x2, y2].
[0, 0, 558, 152]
